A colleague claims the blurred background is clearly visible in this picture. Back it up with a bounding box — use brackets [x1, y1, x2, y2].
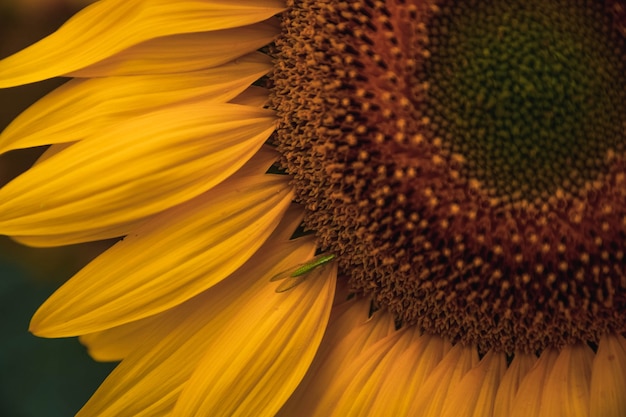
[0, 1, 118, 415]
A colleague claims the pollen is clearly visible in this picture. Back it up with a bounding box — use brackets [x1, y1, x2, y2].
[271, 0, 626, 353]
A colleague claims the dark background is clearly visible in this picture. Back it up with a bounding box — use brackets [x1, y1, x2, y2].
[1, 2, 117, 415]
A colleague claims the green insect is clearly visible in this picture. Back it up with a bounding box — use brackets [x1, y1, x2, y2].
[270, 253, 336, 293]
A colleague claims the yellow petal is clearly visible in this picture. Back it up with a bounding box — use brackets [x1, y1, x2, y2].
[230, 85, 271, 107]
[0, 102, 275, 242]
[510, 348, 559, 417]
[441, 350, 507, 417]
[80, 200, 302, 364]
[590, 333, 626, 417]
[538, 343, 594, 417]
[15, 143, 278, 248]
[69, 20, 280, 77]
[30, 172, 293, 337]
[492, 352, 537, 417]
[321, 330, 450, 417]
[0, 0, 285, 87]
[278, 299, 396, 416]
[304, 298, 383, 369]
[75, 233, 324, 416]
[33, 143, 74, 164]
[173, 262, 336, 416]
[12, 143, 144, 244]
[11, 145, 139, 246]
[408, 342, 480, 417]
[0, 53, 272, 153]
[372, 334, 449, 416]
[79, 313, 172, 362]
[324, 329, 418, 416]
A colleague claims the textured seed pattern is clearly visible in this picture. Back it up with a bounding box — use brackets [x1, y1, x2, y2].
[272, 0, 626, 353]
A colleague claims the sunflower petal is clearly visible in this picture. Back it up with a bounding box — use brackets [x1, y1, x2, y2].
[0, 0, 284, 87]
[369, 333, 450, 417]
[408, 342, 480, 416]
[69, 20, 279, 77]
[0, 102, 275, 242]
[12, 139, 150, 246]
[278, 300, 396, 416]
[589, 333, 626, 417]
[75, 235, 324, 416]
[315, 329, 450, 417]
[492, 353, 537, 417]
[79, 201, 301, 364]
[79, 313, 171, 362]
[441, 350, 507, 417]
[510, 348, 559, 417]
[173, 263, 336, 416]
[15, 146, 278, 247]
[30, 172, 293, 337]
[538, 343, 593, 417]
[0, 53, 272, 153]
[316, 329, 417, 416]
[230, 85, 271, 107]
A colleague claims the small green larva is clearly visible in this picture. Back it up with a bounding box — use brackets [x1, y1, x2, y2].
[270, 253, 336, 292]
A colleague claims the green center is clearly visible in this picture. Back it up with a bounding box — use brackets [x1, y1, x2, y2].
[425, 0, 626, 202]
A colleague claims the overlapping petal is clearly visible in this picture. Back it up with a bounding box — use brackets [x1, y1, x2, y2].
[314, 329, 417, 416]
[75, 223, 334, 416]
[0, 101, 275, 244]
[440, 350, 507, 417]
[30, 166, 293, 337]
[0, 53, 272, 153]
[510, 348, 559, 417]
[538, 343, 593, 417]
[0, 0, 284, 87]
[173, 264, 336, 416]
[408, 342, 479, 416]
[492, 353, 537, 416]
[369, 334, 450, 416]
[79, 314, 171, 362]
[78, 204, 307, 363]
[310, 328, 452, 417]
[69, 20, 280, 77]
[27, 159, 292, 337]
[230, 85, 271, 107]
[589, 333, 626, 417]
[278, 299, 396, 416]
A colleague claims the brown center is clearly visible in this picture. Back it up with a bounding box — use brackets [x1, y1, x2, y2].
[271, 0, 626, 353]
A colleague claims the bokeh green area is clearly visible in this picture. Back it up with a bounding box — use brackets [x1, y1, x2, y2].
[0, 259, 116, 417]
[1, 2, 117, 416]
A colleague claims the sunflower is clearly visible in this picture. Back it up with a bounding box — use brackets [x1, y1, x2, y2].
[1, 0, 626, 415]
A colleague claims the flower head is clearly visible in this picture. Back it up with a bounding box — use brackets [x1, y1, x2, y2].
[1, 0, 625, 416]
